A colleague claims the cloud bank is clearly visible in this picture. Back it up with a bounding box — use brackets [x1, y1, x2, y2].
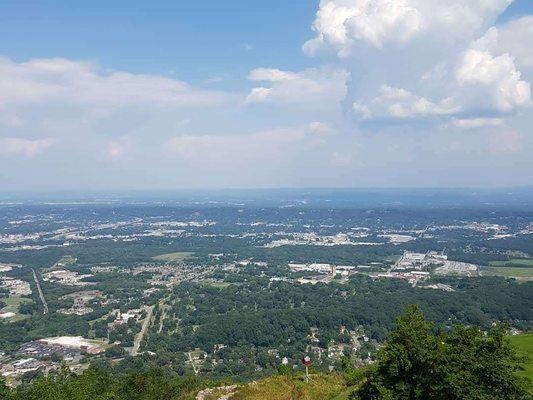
[1, 1, 532, 190]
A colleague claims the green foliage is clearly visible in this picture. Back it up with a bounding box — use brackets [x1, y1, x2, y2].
[509, 333, 533, 391]
[341, 357, 366, 387]
[105, 345, 126, 358]
[2, 309, 531, 400]
[5, 367, 203, 400]
[353, 305, 531, 400]
[276, 364, 291, 376]
[0, 377, 10, 399]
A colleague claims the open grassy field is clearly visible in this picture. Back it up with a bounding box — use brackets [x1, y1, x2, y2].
[509, 333, 533, 392]
[482, 266, 533, 280]
[151, 252, 193, 262]
[202, 280, 233, 288]
[1, 296, 31, 312]
[46, 255, 77, 271]
[0, 296, 32, 321]
[232, 374, 348, 400]
[489, 259, 533, 267]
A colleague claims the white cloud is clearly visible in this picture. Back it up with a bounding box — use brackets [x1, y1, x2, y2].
[0, 57, 235, 109]
[248, 68, 299, 82]
[452, 117, 505, 129]
[354, 85, 460, 120]
[0, 137, 56, 156]
[245, 87, 272, 103]
[352, 103, 373, 119]
[304, 0, 512, 56]
[304, 0, 422, 54]
[2, 5, 533, 190]
[456, 46, 531, 112]
[303, 1, 528, 127]
[0, 57, 241, 166]
[167, 123, 329, 161]
[494, 16, 533, 69]
[245, 67, 349, 107]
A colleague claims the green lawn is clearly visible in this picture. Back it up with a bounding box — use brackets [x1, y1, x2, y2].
[509, 333, 533, 392]
[151, 252, 193, 262]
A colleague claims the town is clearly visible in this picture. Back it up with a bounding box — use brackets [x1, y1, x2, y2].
[0, 201, 532, 386]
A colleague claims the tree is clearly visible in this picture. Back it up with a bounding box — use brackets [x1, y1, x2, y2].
[434, 324, 530, 400]
[277, 364, 291, 376]
[353, 305, 530, 400]
[0, 376, 10, 400]
[105, 345, 126, 358]
[355, 305, 443, 399]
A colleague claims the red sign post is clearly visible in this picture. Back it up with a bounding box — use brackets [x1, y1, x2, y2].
[301, 355, 312, 383]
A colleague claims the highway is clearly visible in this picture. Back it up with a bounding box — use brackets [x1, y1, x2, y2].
[31, 268, 49, 314]
[131, 305, 153, 356]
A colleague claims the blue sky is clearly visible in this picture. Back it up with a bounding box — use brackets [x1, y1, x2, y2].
[1, 0, 529, 79]
[0, 1, 318, 85]
[0, 1, 532, 190]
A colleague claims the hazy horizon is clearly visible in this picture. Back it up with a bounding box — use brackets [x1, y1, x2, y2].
[2, 187, 533, 210]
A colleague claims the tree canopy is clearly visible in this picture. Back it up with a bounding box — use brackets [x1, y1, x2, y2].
[353, 305, 531, 400]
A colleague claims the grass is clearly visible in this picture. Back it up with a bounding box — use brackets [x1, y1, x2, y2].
[46, 255, 77, 271]
[232, 373, 348, 400]
[1, 295, 32, 311]
[489, 259, 533, 267]
[202, 280, 233, 288]
[482, 267, 533, 280]
[0, 296, 32, 321]
[509, 333, 533, 392]
[381, 255, 401, 262]
[151, 252, 193, 262]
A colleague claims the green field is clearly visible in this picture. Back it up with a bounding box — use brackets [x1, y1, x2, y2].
[482, 267, 533, 280]
[482, 259, 533, 280]
[202, 280, 233, 288]
[47, 255, 77, 271]
[489, 259, 533, 267]
[0, 296, 32, 321]
[509, 333, 533, 392]
[151, 252, 193, 262]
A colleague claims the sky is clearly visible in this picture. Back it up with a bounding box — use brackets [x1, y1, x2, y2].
[0, 0, 532, 191]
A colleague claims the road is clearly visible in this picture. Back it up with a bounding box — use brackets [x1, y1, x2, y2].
[158, 306, 167, 333]
[31, 268, 48, 314]
[131, 305, 153, 356]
